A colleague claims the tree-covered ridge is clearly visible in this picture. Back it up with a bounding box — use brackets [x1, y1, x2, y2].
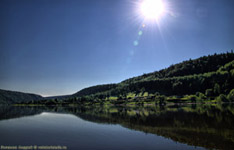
[116, 60, 234, 96]
[68, 51, 234, 98]
[0, 89, 43, 104]
[73, 84, 117, 97]
[122, 51, 234, 83]
[1, 51, 234, 104]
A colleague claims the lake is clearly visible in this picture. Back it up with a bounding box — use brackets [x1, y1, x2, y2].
[1, 104, 234, 150]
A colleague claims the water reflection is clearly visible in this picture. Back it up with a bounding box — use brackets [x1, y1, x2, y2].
[1, 104, 234, 149]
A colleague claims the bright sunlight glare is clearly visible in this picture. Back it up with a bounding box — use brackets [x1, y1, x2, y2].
[140, 0, 165, 20]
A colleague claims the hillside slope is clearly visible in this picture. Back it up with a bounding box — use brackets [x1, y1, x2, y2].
[73, 84, 117, 97]
[122, 52, 234, 83]
[0, 89, 43, 104]
[72, 51, 234, 98]
[1, 51, 234, 104]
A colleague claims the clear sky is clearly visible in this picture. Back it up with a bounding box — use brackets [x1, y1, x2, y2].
[0, 0, 234, 96]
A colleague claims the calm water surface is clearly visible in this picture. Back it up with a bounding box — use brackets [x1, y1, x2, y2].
[1, 104, 234, 150]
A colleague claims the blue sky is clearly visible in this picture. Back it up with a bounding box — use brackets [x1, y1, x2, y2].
[0, 0, 234, 96]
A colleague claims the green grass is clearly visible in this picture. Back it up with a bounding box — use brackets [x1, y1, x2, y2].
[127, 93, 136, 98]
[109, 96, 118, 100]
[143, 92, 149, 97]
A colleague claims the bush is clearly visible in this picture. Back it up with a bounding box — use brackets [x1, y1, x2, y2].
[217, 94, 228, 103]
[227, 89, 234, 101]
[190, 95, 197, 102]
[155, 95, 166, 105]
[205, 89, 213, 97]
[196, 92, 206, 100]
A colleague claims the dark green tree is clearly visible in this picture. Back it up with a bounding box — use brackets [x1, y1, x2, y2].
[214, 83, 221, 96]
[205, 89, 213, 97]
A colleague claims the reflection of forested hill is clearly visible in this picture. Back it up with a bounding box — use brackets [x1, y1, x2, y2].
[0, 106, 44, 120]
[0, 106, 66, 121]
[1, 105, 234, 150]
[62, 105, 234, 150]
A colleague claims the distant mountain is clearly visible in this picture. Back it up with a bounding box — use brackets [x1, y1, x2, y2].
[0, 89, 43, 104]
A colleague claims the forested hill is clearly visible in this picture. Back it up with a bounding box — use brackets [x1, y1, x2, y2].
[122, 52, 234, 83]
[1, 51, 234, 104]
[74, 84, 117, 97]
[72, 51, 234, 98]
[0, 89, 43, 104]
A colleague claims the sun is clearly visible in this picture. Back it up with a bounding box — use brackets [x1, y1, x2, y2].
[140, 0, 165, 20]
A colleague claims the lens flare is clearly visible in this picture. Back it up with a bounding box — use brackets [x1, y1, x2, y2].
[133, 40, 139, 46]
[138, 31, 143, 36]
